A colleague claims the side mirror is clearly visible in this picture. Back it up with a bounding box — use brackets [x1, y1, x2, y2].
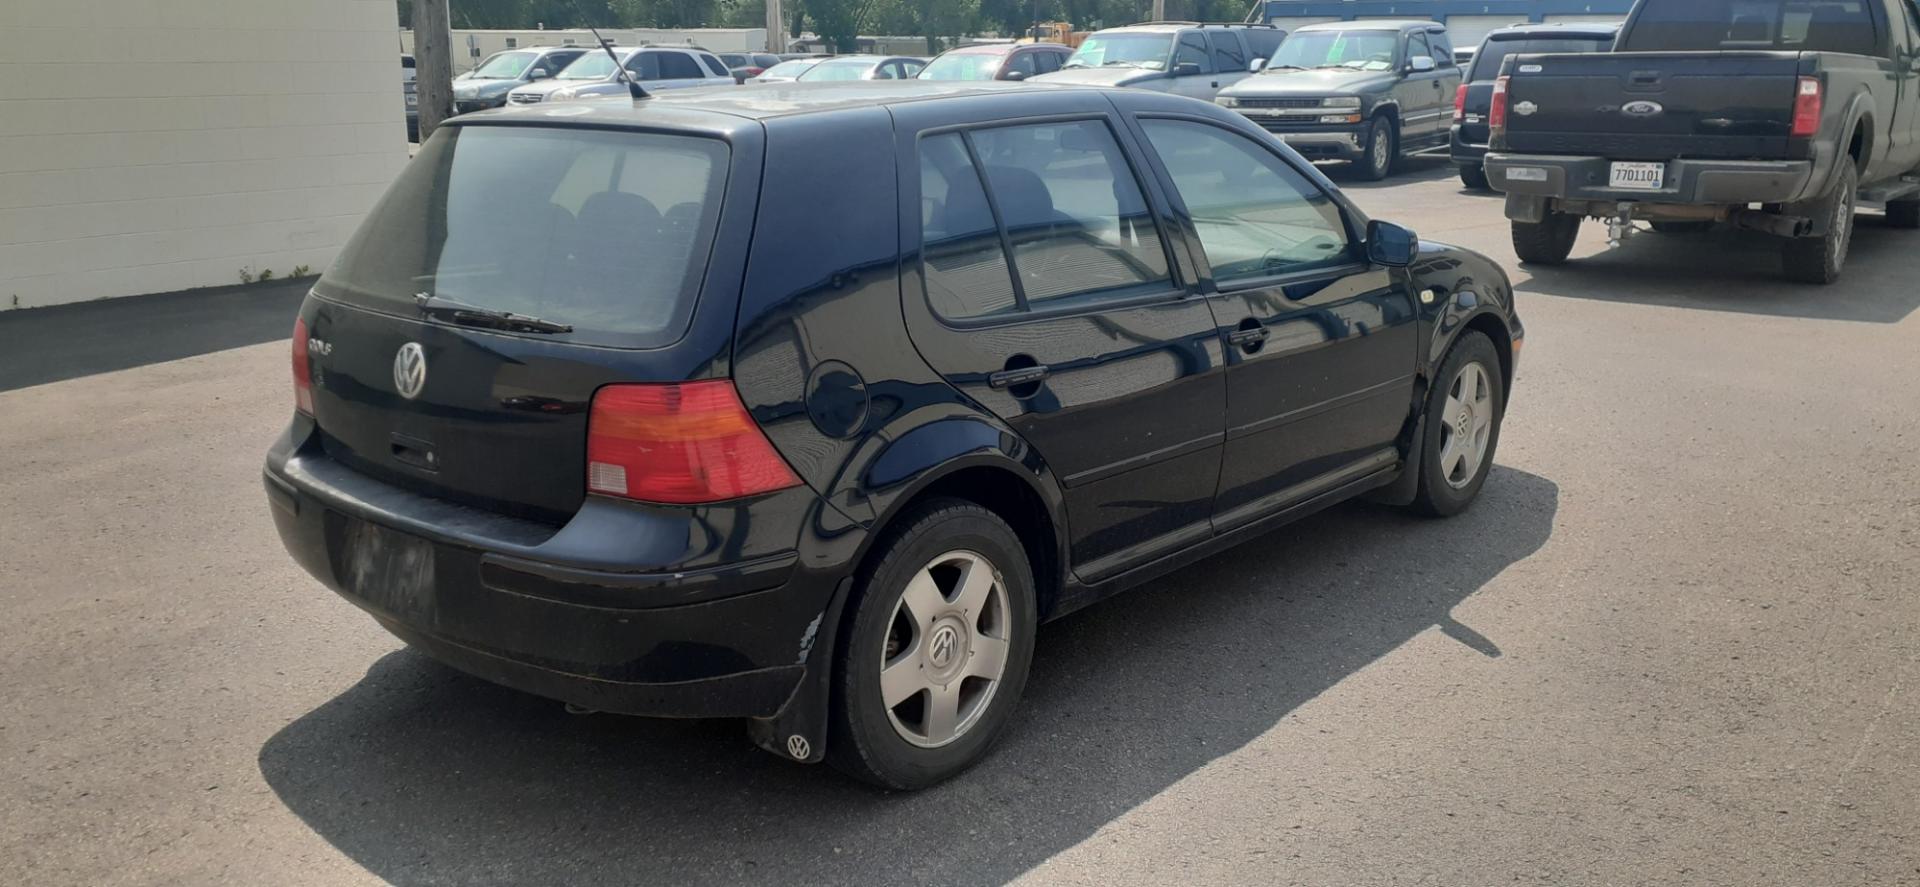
[1173, 61, 1202, 76]
[1249, 57, 1267, 72]
[1408, 56, 1437, 73]
[529, 67, 550, 79]
[1003, 70, 1028, 81]
[1366, 220, 1418, 267]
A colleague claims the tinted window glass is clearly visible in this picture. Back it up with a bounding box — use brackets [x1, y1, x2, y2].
[656, 51, 704, 79]
[319, 127, 728, 348]
[718, 53, 749, 66]
[1206, 31, 1248, 71]
[969, 121, 1172, 309]
[1409, 31, 1432, 62]
[1036, 50, 1065, 73]
[1622, 0, 1878, 54]
[919, 134, 1019, 319]
[1469, 36, 1614, 79]
[1008, 51, 1038, 75]
[701, 53, 731, 76]
[611, 53, 655, 80]
[1175, 33, 1211, 71]
[1242, 28, 1284, 60]
[1429, 31, 1454, 63]
[1140, 120, 1351, 283]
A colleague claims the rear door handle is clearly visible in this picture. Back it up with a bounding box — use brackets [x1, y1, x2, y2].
[1226, 326, 1270, 348]
[988, 366, 1050, 389]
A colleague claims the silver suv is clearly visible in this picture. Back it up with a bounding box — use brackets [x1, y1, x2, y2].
[1030, 22, 1285, 103]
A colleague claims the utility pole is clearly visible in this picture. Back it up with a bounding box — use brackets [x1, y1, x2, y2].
[1149, 0, 1165, 22]
[413, 0, 454, 143]
[766, 0, 785, 54]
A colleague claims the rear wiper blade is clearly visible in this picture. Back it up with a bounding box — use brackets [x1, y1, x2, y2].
[414, 292, 573, 334]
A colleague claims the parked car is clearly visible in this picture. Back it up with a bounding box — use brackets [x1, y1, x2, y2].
[1484, 0, 1920, 283]
[796, 54, 927, 80]
[402, 55, 417, 142]
[1451, 23, 1618, 190]
[1215, 20, 1461, 181]
[452, 46, 592, 113]
[268, 82, 1521, 789]
[506, 46, 734, 104]
[752, 57, 825, 82]
[1453, 46, 1477, 68]
[1032, 22, 1285, 102]
[917, 42, 1072, 81]
[718, 51, 783, 83]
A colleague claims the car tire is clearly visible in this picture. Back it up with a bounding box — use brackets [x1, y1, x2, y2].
[1511, 212, 1581, 265]
[1411, 331, 1505, 518]
[1359, 117, 1397, 182]
[1782, 162, 1858, 285]
[1887, 197, 1920, 229]
[1458, 164, 1490, 191]
[1649, 221, 1712, 234]
[826, 498, 1036, 791]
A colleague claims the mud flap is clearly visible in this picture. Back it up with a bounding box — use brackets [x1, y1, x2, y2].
[1505, 193, 1550, 225]
[1367, 411, 1428, 507]
[746, 576, 855, 764]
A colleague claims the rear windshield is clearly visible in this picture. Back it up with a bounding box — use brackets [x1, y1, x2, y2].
[1470, 36, 1616, 80]
[316, 126, 729, 349]
[920, 51, 1003, 80]
[1621, 0, 1880, 55]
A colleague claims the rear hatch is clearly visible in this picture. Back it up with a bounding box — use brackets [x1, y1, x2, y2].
[303, 123, 733, 523]
[1499, 51, 1806, 160]
[1459, 32, 1618, 146]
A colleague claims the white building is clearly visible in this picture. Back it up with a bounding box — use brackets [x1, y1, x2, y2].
[0, 0, 409, 311]
[401, 28, 770, 74]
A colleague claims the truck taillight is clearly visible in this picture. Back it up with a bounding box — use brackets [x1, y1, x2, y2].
[1488, 76, 1511, 138]
[586, 381, 800, 504]
[291, 317, 313, 416]
[1791, 76, 1823, 138]
[1453, 83, 1468, 122]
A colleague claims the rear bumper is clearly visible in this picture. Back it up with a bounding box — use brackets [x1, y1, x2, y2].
[263, 431, 848, 718]
[1484, 153, 1817, 208]
[1450, 126, 1487, 166]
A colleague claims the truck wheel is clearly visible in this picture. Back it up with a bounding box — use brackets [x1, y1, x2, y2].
[826, 499, 1036, 790]
[1358, 118, 1396, 181]
[1511, 213, 1581, 265]
[1459, 164, 1490, 191]
[1782, 162, 1858, 285]
[1887, 198, 1920, 229]
[1650, 221, 1712, 234]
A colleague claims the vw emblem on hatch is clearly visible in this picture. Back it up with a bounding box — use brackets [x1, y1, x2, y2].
[1622, 100, 1665, 118]
[392, 342, 427, 400]
[1514, 101, 1539, 117]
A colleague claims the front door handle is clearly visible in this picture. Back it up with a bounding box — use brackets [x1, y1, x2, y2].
[1226, 326, 1270, 349]
[988, 365, 1050, 389]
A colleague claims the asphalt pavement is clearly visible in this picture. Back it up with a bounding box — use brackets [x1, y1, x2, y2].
[2, 156, 1916, 886]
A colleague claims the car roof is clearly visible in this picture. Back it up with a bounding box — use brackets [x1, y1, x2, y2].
[459, 81, 1107, 128]
[948, 42, 1069, 54]
[1294, 20, 1442, 33]
[1486, 22, 1622, 39]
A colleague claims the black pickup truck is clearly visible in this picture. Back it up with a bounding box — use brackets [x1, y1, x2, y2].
[1484, 0, 1920, 283]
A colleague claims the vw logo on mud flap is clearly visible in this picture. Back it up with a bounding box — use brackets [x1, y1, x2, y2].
[393, 343, 427, 400]
[928, 625, 959, 667]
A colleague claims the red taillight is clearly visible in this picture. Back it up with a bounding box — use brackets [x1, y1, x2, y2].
[1791, 76, 1823, 138]
[291, 317, 313, 416]
[586, 381, 800, 504]
[1453, 83, 1468, 122]
[1488, 76, 1510, 135]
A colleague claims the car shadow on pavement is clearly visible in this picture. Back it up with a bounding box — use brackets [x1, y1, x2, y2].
[1324, 153, 1455, 189]
[1518, 214, 1920, 324]
[0, 277, 309, 393]
[259, 467, 1558, 887]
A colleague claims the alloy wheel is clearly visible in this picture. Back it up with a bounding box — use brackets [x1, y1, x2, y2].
[880, 551, 1012, 748]
[1439, 362, 1494, 489]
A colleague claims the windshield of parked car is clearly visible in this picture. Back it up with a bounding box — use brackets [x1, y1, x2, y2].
[1619, 0, 1877, 54]
[1064, 33, 1173, 70]
[718, 53, 750, 66]
[798, 58, 880, 80]
[920, 51, 1004, 80]
[1468, 35, 1615, 80]
[556, 52, 621, 80]
[318, 126, 729, 348]
[758, 58, 820, 78]
[1266, 30, 1400, 71]
[472, 51, 538, 79]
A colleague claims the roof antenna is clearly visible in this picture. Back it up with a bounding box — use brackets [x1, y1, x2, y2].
[587, 24, 649, 100]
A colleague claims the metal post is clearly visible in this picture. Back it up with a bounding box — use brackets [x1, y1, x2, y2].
[1150, 0, 1165, 22]
[766, 0, 786, 54]
[413, 0, 454, 142]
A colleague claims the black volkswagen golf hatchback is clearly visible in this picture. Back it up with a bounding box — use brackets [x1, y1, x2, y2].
[266, 82, 1522, 789]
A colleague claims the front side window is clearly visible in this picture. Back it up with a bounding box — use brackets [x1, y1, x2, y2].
[1036, 50, 1065, 73]
[656, 51, 704, 79]
[474, 51, 536, 79]
[921, 52, 1003, 80]
[1428, 31, 1454, 64]
[1267, 30, 1402, 71]
[1621, 0, 1879, 54]
[559, 53, 620, 80]
[1008, 52, 1038, 76]
[1206, 31, 1248, 72]
[1175, 34, 1212, 71]
[1064, 33, 1175, 71]
[319, 127, 729, 348]
[1139, 120, 1352, 284]
[919, 121, 1173, 319]
[701, 53, 731, 77]
[1409, 31, 1433, 64]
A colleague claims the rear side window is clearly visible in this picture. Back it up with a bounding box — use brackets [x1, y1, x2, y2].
[317, 127, 729, 348]
[1622, 0, 1880, 54]
[1008, 52, 1038, 76]
[703, 53, 733, 75]
[1036, 50, 1065, 73]
[1469, 36, 1616, 80]
[918, 121, 1174, 319]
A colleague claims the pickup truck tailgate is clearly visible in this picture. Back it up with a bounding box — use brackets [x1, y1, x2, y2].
[1501, 51, 1807, 160]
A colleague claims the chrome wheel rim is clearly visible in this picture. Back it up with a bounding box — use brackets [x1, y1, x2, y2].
[1439, 362, 1494, 490]
[1371, 127, 1390, 172]
[881, 550, 1011, 748]
[1833, 186, 1855, 269]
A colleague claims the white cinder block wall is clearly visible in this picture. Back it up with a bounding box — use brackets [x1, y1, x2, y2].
[0, 0, 408, 310]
